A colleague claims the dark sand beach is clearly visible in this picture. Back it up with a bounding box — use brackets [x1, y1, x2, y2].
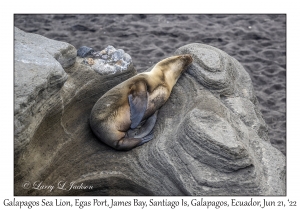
[14, 14, 286, 155]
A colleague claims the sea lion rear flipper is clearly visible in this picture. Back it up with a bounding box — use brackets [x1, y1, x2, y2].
[138, 129, 154, 146]
[115, 137, 142, 151]
[127, 110, 158, 138]
[128, 81, 148, 129]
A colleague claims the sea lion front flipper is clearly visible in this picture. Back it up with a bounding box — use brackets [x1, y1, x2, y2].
[128, 81, 148, 129]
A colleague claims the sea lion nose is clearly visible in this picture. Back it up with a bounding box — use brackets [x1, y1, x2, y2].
[181, 54, 193, 64]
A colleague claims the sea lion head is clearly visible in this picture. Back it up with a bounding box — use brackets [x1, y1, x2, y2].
[155, 54, 193, 87]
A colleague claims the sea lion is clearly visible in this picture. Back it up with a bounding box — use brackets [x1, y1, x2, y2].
[90, 54, 193, 150]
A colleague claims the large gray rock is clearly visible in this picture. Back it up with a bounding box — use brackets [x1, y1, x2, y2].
[14, 27, 76, 155]
[14, 30, 285, 196]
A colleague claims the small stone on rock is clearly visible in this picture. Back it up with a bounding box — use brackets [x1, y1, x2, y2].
[87, 58, 94, 65]
[112, 49, 125, 62]
[77, 46, 94, 58]
[106, 45, 116, 56]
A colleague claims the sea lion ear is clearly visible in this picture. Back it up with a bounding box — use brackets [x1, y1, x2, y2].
[128, 81, 148, 129]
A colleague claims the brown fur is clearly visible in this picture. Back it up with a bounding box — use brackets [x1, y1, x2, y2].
[90, 54, 193, 150]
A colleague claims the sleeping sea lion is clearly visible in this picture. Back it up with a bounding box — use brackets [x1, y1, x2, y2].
[90, 54, 193, 150]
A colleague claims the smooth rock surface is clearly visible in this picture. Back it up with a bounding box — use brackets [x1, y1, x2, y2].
[14, 27, 77, 155]
[14, 30, 285, 196]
